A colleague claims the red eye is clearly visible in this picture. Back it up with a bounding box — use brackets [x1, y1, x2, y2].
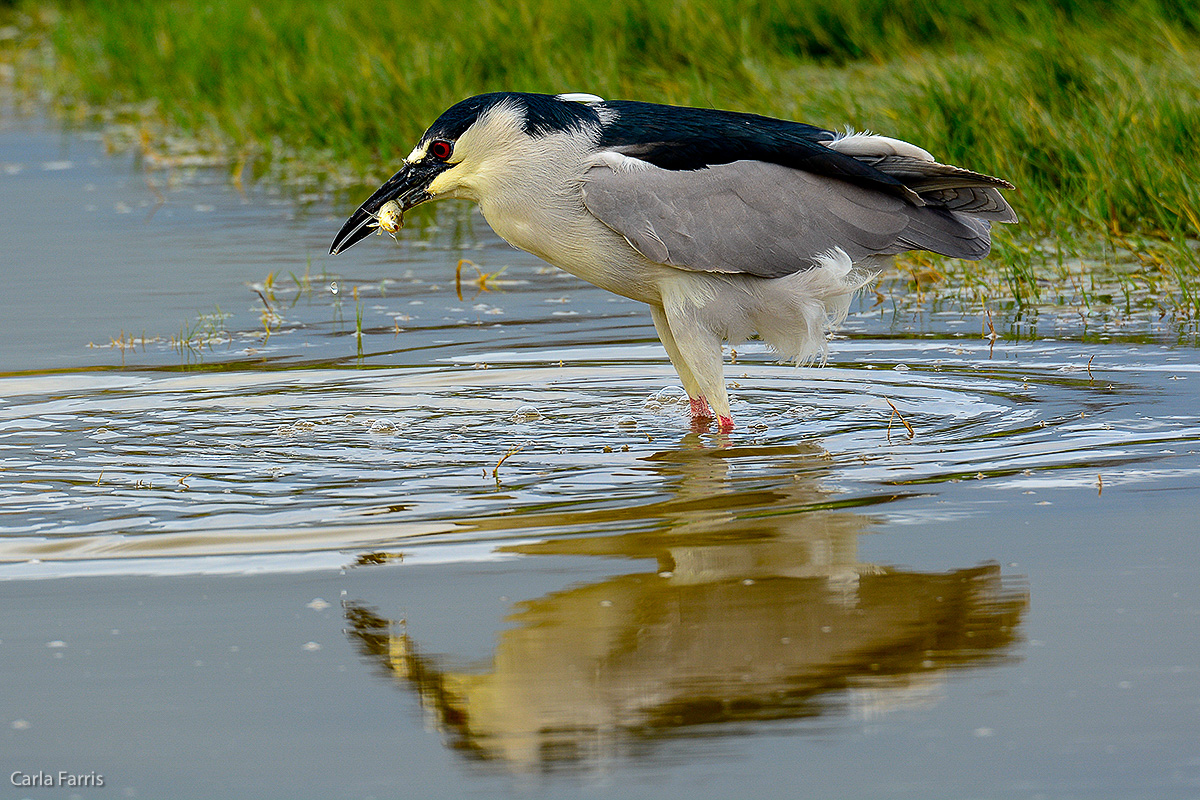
[429, 140, 453, 161]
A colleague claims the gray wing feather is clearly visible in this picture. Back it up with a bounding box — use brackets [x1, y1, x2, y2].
[864, 155, 1018, 223]
[914, 186, 1017, 221]
[582, 158, 995, 278]
[896, 208, 992, 260]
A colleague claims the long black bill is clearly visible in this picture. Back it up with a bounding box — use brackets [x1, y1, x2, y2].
[329, 161, 445, 255]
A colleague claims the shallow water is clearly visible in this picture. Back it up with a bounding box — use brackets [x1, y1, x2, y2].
[2, 118, 1199, 799]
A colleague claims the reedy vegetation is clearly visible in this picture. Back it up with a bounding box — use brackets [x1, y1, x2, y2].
[5, 0, 1200, 310]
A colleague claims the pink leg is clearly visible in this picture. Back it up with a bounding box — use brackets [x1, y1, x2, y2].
[689, 396, 713, 420]
[717, 415, 735, 432]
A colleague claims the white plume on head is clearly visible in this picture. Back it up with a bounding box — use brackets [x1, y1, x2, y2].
[590, 150, 655, 173]
[557, 92, 605, 104]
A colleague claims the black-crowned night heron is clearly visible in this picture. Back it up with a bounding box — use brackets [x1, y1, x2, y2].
[331, 92, 1016, 431]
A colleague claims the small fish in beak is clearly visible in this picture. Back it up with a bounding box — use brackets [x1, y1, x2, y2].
[367, 200, 404, 239]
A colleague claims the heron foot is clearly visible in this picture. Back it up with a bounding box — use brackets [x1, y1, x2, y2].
[689, 396, 713, 419]
[717, 415, 735, 432]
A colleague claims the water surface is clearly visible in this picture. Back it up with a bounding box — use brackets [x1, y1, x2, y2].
[2, 117, 1199, 799]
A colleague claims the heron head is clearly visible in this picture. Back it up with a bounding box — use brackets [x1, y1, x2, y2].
[328, 104, 476, 254]
[330, 93, 604, 255]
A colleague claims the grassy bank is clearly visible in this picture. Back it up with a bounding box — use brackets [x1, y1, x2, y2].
[3, 0, 1199, 312]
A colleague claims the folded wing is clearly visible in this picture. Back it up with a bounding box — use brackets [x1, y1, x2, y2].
[582, 150, 1013, 278]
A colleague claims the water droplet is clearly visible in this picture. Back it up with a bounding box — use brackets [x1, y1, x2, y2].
[654, 386, 688, 404]
[329, 281, 339, 295]
[368, 419, 397, 434]
[510, 405, 542, 423]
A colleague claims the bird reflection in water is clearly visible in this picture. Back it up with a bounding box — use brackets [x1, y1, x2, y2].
[345, 439, 1028, 770]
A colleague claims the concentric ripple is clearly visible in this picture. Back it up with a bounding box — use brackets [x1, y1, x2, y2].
[2, 337, 1197, 575]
